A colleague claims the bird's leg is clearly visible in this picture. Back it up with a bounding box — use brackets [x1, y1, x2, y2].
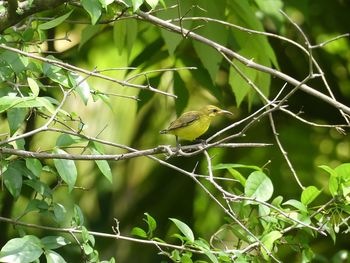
[175, 136, 181, 151]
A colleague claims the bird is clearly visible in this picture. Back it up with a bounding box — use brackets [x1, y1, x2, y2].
[160, 105, 232, 144]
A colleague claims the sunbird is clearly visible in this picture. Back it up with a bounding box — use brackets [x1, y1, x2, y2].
[160, 105, 232, 143]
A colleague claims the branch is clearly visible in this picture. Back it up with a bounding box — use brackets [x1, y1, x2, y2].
[133, 8, 350, 115]
[0, 44, 176, 98]
[0, 0, 70, 32]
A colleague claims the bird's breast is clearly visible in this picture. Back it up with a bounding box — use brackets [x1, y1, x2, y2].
[171, 115, 211, 141]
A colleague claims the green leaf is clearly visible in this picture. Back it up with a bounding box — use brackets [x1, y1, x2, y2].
[56, 134, 85, 147]
[53, 203, 67, 224]
[23, 199, 49, 214]
[212, 163, 261, 171]
[38, 10, 73, 30]
[3, 163, 23, 199]
[301, 186, 321, 206]
[7, 107, 28, 135]
[157, 0, 194, 55]
[79, 25, 102, 50]
[319, 165, 337, 177]
[335, 163, 350, 181]
[173, 72, 189, 116]
[169, 218, 194, 243]
[0, 235, 43, 263]
[25, 158, 42, 178]
[72, 205, 84, 226]
[193, 0, 228, 82]
[145, 0, 159, 8]
[283, 199, 308, 213]
[260, 231, 282, 260]
[144, 212, 157, 233]
[1, 51, 27, 73]
[113, 19, 127, 54]
[68, 73, 90, 105]
[53, 148, 77, 192]
[90, 144, 112, 183]
[81, 0, 102, 25]
[24, 180, 52, 197]
[244, 171, 273, 202]
[126, 19, 138, 58]
[228, 168, 246, 187]
[132, 0, 144, 11]
[131, 227, 147, 238]
[45, 250, 67, 263]
[329, 174, 338, 197]
[229, 57, 257, 107]
[41, 236, 71, 250]
[27, 77, 40, 97]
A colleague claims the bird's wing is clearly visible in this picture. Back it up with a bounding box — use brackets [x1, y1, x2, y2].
[167, 111, 200, 131]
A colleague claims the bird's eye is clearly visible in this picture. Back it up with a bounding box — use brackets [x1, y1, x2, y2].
[212, 108, 218, 113]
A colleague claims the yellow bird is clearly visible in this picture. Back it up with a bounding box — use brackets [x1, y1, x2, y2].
[160, 105, 232, 142]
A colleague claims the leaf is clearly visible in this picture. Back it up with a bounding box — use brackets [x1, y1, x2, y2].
[27, 77, 40, 97]
[113, 19, 127, 54]
[53, 203, 67, 224]
[56, 134, 86, 147]
[319, 165, 337, 177]
[260, 231, 282, 260]
[90, 143, 113, 183]
[24, 180, 52, 197]
[157, 0, 194, 55]
[229, 57, 257, 107]
[0, 235, 42, 263]
[283, 199, 308, 213]
[132, 0, 144, 11]
[244, 171, 273, 202]
[228, 168, 246, 187]
[301, 186, 321, 206]
[7, 107, 28, 135]
[72, 205, 84, 226]
[126, 19, 138, 58]
[79, 25, 102, 50]
[1, 51, 27, 74]
[193, 0, 228, 82]
[131, 227, 147, 238]
[45, 250, 67, 263]
[145, 0, 159, 9]
[53, 148, 77, 192]
[143, 212, 157, 233]
[335, 163, 350, 181]
[81, 0, 102, 25]
[25, 158, 42, 178]
[38, 10, 73, 30]
[212, 163, 261, 171]
[3, 163, 23, 199]
[173, 72, 189, 116]
[329, 174, 338, 197]
[169, 218, 194, 243]
[69, 73, 90, 105]
[41, 236, 71, 250]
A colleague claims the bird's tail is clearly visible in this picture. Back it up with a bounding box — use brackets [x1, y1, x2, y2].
[159, 129, 168, 134]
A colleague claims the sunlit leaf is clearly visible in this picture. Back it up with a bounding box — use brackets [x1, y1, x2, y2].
[53, 148, 77, 192]
[301, 186, 321, 206]
[245, 171, 273, 202]
[0, 235, 42, 263]
[38, 10, 73, 30]
[169, 218, 194, 243]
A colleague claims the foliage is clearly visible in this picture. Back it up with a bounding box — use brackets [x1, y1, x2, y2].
[0, 0, 350, 262]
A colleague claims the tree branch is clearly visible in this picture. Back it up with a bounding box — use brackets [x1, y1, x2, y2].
[0, 0, 70, 32]
[133, 8, 350, 115]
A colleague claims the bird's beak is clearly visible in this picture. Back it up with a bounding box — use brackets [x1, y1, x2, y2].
[218, 109, 233, 115]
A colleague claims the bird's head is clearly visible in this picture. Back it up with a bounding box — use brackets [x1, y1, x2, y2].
[201, 105, 233, 117]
